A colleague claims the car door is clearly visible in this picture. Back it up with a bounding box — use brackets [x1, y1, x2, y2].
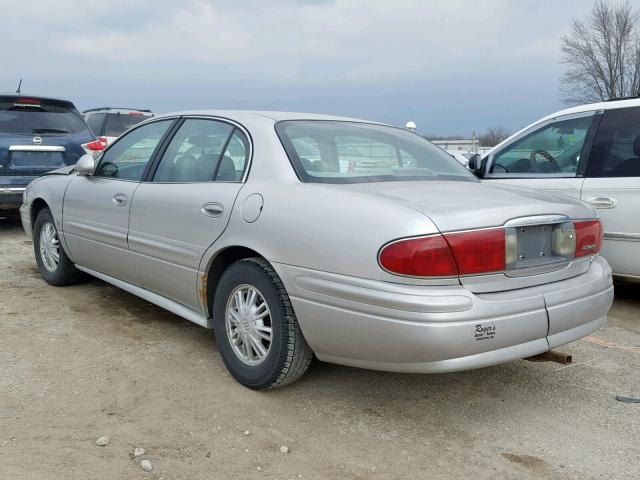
[482, 112, 598, 198]
[128, 117, 250, 311]
[581, 106, 640, 278]
[62, 119, 175, 282]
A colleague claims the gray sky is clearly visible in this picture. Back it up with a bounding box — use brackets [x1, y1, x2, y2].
[0, 0, 621, 135]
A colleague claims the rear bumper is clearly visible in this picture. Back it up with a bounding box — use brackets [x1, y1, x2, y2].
[274, 256, 613, 373]
[0, 187, 25, 211]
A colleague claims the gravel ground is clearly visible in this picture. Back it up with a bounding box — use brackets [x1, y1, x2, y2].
[1, 213, 639, 480]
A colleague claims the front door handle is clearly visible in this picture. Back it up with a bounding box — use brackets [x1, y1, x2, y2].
[113, 193, 128, 206]
[586, 197, 617, 209]
[201, 202, 224, 217]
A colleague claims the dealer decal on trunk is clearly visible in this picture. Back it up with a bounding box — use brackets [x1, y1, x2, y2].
[475, 324, 496, 341]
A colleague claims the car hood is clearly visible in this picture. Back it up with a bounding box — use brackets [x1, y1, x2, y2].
[332, 180, 596, 232]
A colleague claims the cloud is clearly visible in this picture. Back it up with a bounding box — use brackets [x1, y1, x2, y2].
[1, 0, 594, 134]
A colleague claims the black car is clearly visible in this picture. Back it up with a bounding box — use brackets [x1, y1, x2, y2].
[0, 94, 99, 211]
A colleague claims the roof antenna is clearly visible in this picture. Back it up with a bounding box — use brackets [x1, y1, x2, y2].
[16, 78, 22, 94]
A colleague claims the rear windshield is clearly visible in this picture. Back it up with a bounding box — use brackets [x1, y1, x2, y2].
[103, 112, 153, 137]
[0, 97, 89, 135]
[276, 120, 476, 183]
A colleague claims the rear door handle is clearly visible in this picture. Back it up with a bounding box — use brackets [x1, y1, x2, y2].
[586, 197, 617, 209]
[201, 202, 224, 217]
[113, 193, 128, 206]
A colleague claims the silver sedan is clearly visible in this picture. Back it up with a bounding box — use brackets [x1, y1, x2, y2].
[20, 111, 614, 388]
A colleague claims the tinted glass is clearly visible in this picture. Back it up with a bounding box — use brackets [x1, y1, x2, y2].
[94, 120, 172, 181]
[0, 98, 89, 135]
[491, 115, 593, 175]
[85, 113, 106, 135]
[154, 119, 234, 182]
[587, 107, 640, 178]
[276, 121, 474, 183]
[103, 112, 153, 137]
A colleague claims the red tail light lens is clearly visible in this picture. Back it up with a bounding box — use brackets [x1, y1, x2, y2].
[379, 235, 458, 277]
[444, 228, 506, 275]
[574, 220, 603, 258]
[98, 136, 108, 148]
[82, 140, 105, 153]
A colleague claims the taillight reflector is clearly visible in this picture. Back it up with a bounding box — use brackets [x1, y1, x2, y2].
[574, 220, 603, 258]
[444, 228, 506, 275]
[379, 235, 458, 277]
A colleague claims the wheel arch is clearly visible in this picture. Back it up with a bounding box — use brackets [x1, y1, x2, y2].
[200, 245, 267, 318]
[30, 198, 50, 232]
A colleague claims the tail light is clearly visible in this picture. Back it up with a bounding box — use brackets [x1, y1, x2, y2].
[379, 220, 602, 278]
[444, 228, 506, 275]
[98, 136, 109, 148]
[81, 139, 105, 158]
[574, 220, 603, 258]
[378, 235, 458, 277]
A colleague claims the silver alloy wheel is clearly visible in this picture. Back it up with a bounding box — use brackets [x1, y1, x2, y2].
[39, 222, 60, 272]
[225, 284, 273, 366]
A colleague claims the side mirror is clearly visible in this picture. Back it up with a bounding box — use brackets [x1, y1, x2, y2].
[75, 154, 96, 176]
[467, 153, 481, 171]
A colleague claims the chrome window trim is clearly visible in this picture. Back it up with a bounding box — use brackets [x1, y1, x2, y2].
[484, 110, 598, 178]
[9, 145, 66, 152]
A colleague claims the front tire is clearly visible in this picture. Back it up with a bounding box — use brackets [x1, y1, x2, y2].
[213, 257, 313, 389]
[33, 208, 84, 286]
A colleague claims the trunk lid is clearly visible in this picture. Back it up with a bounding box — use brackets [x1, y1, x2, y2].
[337, 180, 598, 292]
[342, 180, 593, 232]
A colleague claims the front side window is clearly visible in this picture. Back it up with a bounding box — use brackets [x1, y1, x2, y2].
[490, 114, 594, 176]
[153, 119, 248, 182]
[94, 120, 173, 181]
[276, 121, 474, 183]
[587, 106, 640, 178]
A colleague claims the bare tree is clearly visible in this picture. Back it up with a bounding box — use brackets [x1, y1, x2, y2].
[479, 126, 511, 147]
[560, 0, 640, 105]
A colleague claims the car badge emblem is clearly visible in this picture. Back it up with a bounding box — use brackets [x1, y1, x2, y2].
[33, 136, 43, 145]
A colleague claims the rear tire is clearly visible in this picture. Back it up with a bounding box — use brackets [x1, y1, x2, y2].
[33, 208, 85, 286]
[213, 257, 313, 389]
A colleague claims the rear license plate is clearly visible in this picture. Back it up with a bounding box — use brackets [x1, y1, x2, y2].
[507, 224, 564, 270]
[9, 151, 65, 169]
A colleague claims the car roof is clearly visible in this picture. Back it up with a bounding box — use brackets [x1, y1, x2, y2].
[0, 93, 76, 105]
[152, 110, 382, 124]
[83, 107, 153, 114]
[535, 97, 640, 123]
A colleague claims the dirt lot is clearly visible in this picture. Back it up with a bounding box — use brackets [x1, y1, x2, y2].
[1, 214, 639, 480]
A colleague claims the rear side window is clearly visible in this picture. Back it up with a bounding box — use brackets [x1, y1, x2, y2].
[0, 96, 89, 135]
[587, 107, 640, 178]
[153, 119, 249, 183]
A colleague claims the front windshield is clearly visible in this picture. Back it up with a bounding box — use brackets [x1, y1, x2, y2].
[276, 120, 476, 183]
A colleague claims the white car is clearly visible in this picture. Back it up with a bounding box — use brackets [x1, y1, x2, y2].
[470, 97, 640, 280]
[83, 107, 154, 148]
